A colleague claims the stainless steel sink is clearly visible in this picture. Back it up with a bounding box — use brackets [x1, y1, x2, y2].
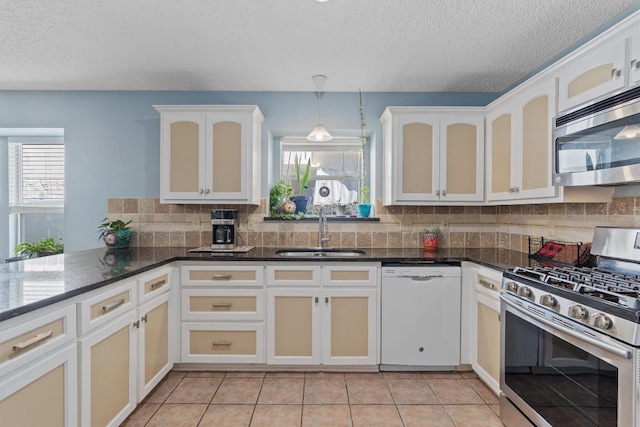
[275, 248, 366, 257]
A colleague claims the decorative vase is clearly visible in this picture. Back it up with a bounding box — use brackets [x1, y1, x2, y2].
[423, 233, 438, 252]
[290, 195, 311, 214]
[357, 203, 372, 218]
[103, 229, 132, 249]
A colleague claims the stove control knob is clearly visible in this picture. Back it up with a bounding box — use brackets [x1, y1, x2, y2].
[540, 294, 557, 308]
[517, 286, 532, 298]
[593, 314, 612, 330]
[568, 305, 588, 320]
[505, 281, 518, 293]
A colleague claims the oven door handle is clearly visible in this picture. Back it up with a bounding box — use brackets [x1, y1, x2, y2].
[501, 296, 632, 360]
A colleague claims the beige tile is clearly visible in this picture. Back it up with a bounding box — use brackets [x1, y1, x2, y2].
[123, 198, 139, 213]
[107, 198, 123, 214]
[258, 378, 304, 404]
[422, 371, 462, 379]
[185, 371, 226, 378]
[350, 405, 403, 427]
[443, 404, 503, 427]
[459, 371, 479, 379]
[490, 403, 500, 417]
[198, 404, 254, 427]
[386, 378, 438, 405]
[427, 379, 484, 404]
[346, 378, 393, 404]
[165, 377, 223, 404]
[305, 372, 345, 379]
[301, 405, 352, 427]
[121, 403, 160, 427]
[145, 403, 207, 427]
[225, 371, 266, 378]
[382, 371, 425, 379]
[145, 374, 183, 403]
[265, 372, 306, 378]
[304, 378, 348, 404]
[466, 378, 500, 404]
[397, 405, 455, 427]
[249, 405, 302, 427]
[168, 370, 188, 378]
[211, 378, 263, 404]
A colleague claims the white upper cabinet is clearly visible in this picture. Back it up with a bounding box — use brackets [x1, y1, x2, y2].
[486, 78, 557, 202]
[155, 105, 264, 204]
[557, 18, 640, 112]
[380, 107, 484, 205]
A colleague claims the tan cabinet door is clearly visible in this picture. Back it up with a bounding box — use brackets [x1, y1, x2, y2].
[322, 288, 377, 365]
[138, 294, 171, 401]
[476, 301, 500, 385]
[266, 289, 320, 365]
[440, 116, 484, 201]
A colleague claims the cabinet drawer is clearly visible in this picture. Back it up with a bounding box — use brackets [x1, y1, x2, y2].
[476, 273, 500, 294]
[182, 265, 263, 287]
[78, 280, 136, 335]
[0, 304, 76, 378]
[322, 265, 378, 287]
[181, 323, 265, 363]
[138, 267, 172, 303]
[181, 289, 264, 321]
[266, 265, 320, 286]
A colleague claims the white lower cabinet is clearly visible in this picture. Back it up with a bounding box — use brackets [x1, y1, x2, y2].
[0, 343, 78, 427]
[180, 263, 266, 364]
[466, 263, 501, 395]
[79, 310, 138, 427]
[266, 264, 379, 366]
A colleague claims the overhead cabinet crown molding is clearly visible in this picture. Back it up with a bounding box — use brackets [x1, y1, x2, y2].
[154, 105, 264, 205]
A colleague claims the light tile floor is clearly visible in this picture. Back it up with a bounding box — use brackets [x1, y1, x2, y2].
[121, 370, 504, 427]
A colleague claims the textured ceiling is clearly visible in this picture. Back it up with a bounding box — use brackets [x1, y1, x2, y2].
[0, 0, 638, 92]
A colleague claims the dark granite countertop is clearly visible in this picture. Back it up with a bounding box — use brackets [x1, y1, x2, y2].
[0, 246, 533, 322]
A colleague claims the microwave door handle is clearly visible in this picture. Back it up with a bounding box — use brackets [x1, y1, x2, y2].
[500, 296, 632, 360]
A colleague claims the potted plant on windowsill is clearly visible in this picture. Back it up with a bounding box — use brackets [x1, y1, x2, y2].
[14, 237, 64, 258]
[356, 184, 372, 218]
[99, 218, 133, 249]
[290, 154, 312, 215]
[356, 90, 373, 218]
[422, 227, 441, 252]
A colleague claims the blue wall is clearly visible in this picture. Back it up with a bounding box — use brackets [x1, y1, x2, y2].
[0, 90, 497, 253]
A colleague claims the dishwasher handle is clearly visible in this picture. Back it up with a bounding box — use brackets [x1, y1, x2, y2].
[400, 275, 444, 280]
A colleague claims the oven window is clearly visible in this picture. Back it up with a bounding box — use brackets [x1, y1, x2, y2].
[504, 311, 617, 427]
[556, 111, 640, 174]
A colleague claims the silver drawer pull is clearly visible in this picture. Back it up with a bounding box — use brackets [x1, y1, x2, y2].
[212, 274, 232, 280]
[150, 279, 166, 290]
[13, 330, 53, 352]
[478, 279, 496, 289]
[212, 340, 232, 346]
[212, 302, 233, 308]
[102, 298, 125, 312]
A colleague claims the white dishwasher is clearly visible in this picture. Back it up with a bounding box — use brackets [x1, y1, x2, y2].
[381, 263, 461, 370]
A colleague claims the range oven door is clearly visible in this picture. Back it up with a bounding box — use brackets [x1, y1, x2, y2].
[500, 296, 637, 427]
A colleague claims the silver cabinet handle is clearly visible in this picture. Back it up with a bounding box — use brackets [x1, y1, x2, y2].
[315, 297, 319, 303]
[102, 298, 125, 312]
[12, 330, 53, 352]
[199, 188, 204, 194]
[212, 340, 232, 346]
[478, 279, 496, 289]
[442, 190, 447, 196]
[212, 302, 232, 308]
[205, 189, 211, 194]
[435, 190, 440, 196]
[141, 314, 148, 323]
[632, 59, 640, 69]
[325, 297, 329, 304]
[212, 274, 232, 280]
[611, 68, 621, 77]
[150, 279, 166, 290]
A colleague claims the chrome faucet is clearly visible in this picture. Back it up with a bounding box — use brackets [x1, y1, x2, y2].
[318, 205, 331, 248]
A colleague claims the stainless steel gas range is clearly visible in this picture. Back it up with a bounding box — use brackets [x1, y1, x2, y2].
[500, 227, 640, 427]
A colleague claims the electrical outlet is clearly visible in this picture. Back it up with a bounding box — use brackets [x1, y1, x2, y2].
[440, 219, 449, 230]
[247, 219, 257, 232]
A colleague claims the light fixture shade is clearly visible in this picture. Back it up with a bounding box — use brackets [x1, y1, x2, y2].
[614, 124, 640, 140]
[307, 123, 333, 141]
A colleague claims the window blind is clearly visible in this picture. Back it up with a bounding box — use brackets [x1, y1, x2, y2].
[9, 142, 65, 207]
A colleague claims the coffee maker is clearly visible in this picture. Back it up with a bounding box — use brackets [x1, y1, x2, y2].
[211, 209, 238, 249]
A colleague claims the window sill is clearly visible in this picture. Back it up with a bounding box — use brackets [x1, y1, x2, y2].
[263, 216, 379, 222]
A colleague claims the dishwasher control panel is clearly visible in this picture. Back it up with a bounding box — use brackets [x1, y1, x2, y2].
[382, 265, 461, 278]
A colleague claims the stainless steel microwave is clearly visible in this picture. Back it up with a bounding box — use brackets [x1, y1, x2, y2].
[552, 84, 640, 186]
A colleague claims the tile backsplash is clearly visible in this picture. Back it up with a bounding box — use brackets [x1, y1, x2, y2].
[107, 197, 640, 251]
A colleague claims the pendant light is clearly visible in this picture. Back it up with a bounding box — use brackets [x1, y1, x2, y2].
[307, 74, 333, 142]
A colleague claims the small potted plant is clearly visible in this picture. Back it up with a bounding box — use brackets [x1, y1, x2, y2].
[356, 184, 372, 218]
[289, 154, 312, 214]
[422, 227, 441, 252]
[14, 237, 64, 258]
[99, 218, 133, 249]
